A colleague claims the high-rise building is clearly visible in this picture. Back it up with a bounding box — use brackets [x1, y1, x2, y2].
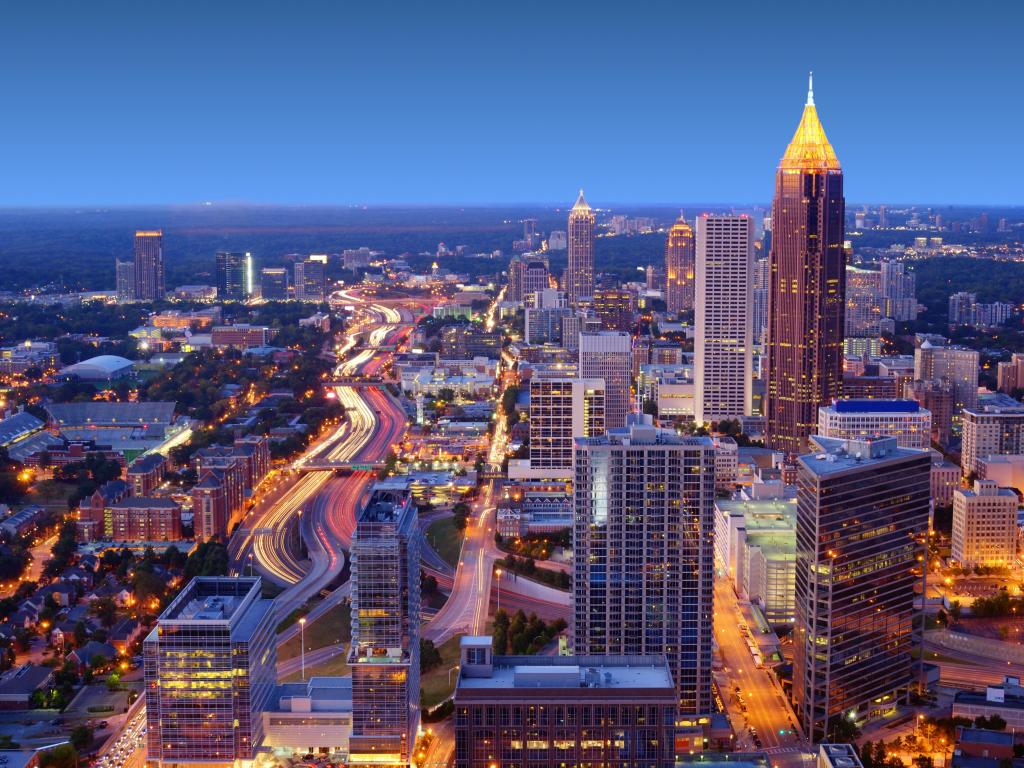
[528, 376, 605, 476]
[348, 483, 420, 767]
[565, 190, 595, 304]
[844, 265, 883, 337]
[961, 399, 1024, 475]
[880, 260, 917, 321]
[524, 289, 571, 345]
[592, 288, 634, 331]
[817, 399, 931, 450]
[765, 76, 846, 455]
[144, 577, 276, 768]
[665, 214, 695, 315]
[547, 230, 567, 251]
[695, 214, 753, 424]
[903, 379, 955, 446]
[752, 256, 770, 346]
[793, 436, 929, 741]
[573, 421, 715, 714]
[133, 229, 165, 301]
[215, 251, 252, 301]
[454, 637, 678, 768]
[949, 292, 978, 328]
[508, 254, 550, 303]
[997, 353, 1024, 394]
[294, 255, 328, 302]
[115, 259, 135, 302]
[260, 267, 289, 300]
[914, 341, 979, 412]
[953, 480, 1018, 568]
[578, 331, 632, 430]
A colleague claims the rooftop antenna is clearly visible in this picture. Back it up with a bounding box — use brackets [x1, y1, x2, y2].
[807, 71, 815, 106]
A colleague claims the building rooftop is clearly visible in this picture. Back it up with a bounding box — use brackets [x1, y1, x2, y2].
[958, 728, 1014, 747]
[158, 577, 262, 625]
[0, 412, 44, 448]
[457, 654, 674, 692]
[800, 435, 925, 478]
[46, 401, 176, 426]
[827, 398, 921, 414]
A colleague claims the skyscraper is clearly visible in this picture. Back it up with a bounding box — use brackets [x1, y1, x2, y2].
[115, 259, 135, 303]
[144, 577, 276, 767]
[565, 190, 595, 304]
[665, 213, 695, 315]
[592, 287, 634, 331]
[578, 331, 632, 430]
[133, 229, 165, 301]
[765, 76, 846, 454]
[695, 214, 753, 424]
[844, 265, 883, 338]
[752, 256, 769, 346]
[349, 483, 420, 767]
[953, 480, 1018, 568]
[528, 375, 605, 477]
[294, 255, 328, 302]
[260, 267, 289, 300]
[215, 251, 252, 301]
[880, 260, 917, 321]
[793, 435, 929, 741]
[913, 341, 979, 413]
[573, 421, 716, 714]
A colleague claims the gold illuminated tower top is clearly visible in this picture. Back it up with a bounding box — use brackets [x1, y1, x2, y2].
[779, 72, 841, 173]
[570, 189, 592, 216]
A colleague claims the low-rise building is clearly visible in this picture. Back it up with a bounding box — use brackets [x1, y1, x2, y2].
[262, 677, 353, 758]
[107, 498, 182, 542]
[817, 399, 931, 450]
[954, 678, 1024, 732]
[933, 459, 961, 507]
[952, 480, 1018, 568]
[126, 453, 166, 496]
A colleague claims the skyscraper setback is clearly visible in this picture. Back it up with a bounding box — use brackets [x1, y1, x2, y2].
[565, 190, 594, 304]
[765, 76, 846, 454]
[133, 229, 165, 301]
[665, 213, 695, 314]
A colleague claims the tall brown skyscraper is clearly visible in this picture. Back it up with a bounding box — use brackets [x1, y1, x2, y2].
[664, 213, 695, 315]
[765, 76, 846, 454]
[565, 189, 594, 304]
[133, 229, 165, 301]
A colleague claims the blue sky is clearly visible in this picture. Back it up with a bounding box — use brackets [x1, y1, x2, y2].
[0, 0, 1020, 206]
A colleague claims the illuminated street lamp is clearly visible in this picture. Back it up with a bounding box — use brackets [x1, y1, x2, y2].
[299, 617, 307, 681]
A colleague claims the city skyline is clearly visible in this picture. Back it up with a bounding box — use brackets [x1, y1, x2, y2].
[0, 2, 1021, 206]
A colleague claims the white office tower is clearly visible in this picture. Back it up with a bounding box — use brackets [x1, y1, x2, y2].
[573, 420, 716, 714]
[695, 214, 754, 424]
[752, 256, 770, 346]
[953, 480, 1019, 568]
[914, 341, 979, 413]
[579, 331, 633, 430]
[529, 375, 606, 477]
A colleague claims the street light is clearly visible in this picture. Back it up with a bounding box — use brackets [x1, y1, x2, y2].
[299, 617, 307, 681]
[494, 567, 503, 616]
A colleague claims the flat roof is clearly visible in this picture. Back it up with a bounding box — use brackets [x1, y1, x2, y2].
[457, 654, 673, 692]
[800, 435, 925, 478]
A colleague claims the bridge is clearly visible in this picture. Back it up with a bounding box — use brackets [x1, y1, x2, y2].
[293, 460, 386, 473]
[326, 377, 399, 387]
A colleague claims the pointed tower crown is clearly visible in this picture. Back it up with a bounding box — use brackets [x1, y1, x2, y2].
[779, 73, 840, 172]
[571, 189, 590, 212]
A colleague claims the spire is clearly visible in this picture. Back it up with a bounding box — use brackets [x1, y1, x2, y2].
[779, 75, 840, 172]
[571, 189, 591, 212]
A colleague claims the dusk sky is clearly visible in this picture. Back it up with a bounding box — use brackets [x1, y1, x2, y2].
[1, 0, 1021, 206]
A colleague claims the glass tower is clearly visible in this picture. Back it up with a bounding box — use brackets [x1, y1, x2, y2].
[765, 76, 846, 454]
[665, 213, 695, 315]
[566, 189, 595, 305]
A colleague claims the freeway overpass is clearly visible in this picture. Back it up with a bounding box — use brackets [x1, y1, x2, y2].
[326, 377, 399, 386]
[293, 460, 386, 473]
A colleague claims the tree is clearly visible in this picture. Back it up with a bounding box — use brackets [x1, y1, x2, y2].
[39, 744, 78, 768]
[452, 502, 471, 531]
[106, 671, 121, 691]
[949, 600, 962, 623]
[90, 597, 118, 628]
[420, 639, 442, 672]
[70, 725, 93, 750]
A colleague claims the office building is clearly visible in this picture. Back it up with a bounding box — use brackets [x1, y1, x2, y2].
[817, 399, 931, 450]
[508, 254, 550, 304]
[133, 230, 165, 301]
[260, 267, 289, 300]
[144, 577, 276, 768]
[578, 331, 632, 430]
[665, 213, 696, 315]
[765, 77, 845, 455]
[454, 636, 677, 768]
[592, 288, 634, 331]
[573, 421, 715, 714]
[348, 484, 420, 768]
[845, 265, 883, 338]
[565, 190, 595, 304]
[904, 379, 955, 446]
[528, 376, 605, 477]
[115, 259, 135, 302]
[215, 251, 253, 301]
[952, 480, 1018, 568]
[524, 289, 571, 345]
[695, 214, 753, 424]
[793, 436, 930, 740]
[914, 341, 979, 413]
[294, 255, 328, 302]
[441, 325, 502, 359]
[998, 354, 1024, 395]
[961, 398, 1024, 475]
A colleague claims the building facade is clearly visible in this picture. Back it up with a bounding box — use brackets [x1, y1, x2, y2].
[961, 400, 1024, 475]
[817, 399, 932, 450]
[578, 331, 632, 430]
[528, 376, 605, 477]
[215, 251, 252, 301]
[134, 230, 165, 301]
[695, 214, 754, 424]
[914, 342, 979, 413]
[765, 78, 846, 455]
[952, 480, 1018, 568]
[793, 436, 930, 741]
[573, 422, 715, 714]
[144, 577, 276, 768]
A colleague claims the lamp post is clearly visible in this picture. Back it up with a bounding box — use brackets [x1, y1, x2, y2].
[494, 567, 503, 617]
[299, 617, 307, 681]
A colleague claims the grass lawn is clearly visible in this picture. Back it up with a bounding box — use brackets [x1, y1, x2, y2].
[426, 517, 464, 568]
[279, 603, 351, 662]
[420, 634, 462, 708]
[26, 480, 76, 507]
[280, 652, 350, 682]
